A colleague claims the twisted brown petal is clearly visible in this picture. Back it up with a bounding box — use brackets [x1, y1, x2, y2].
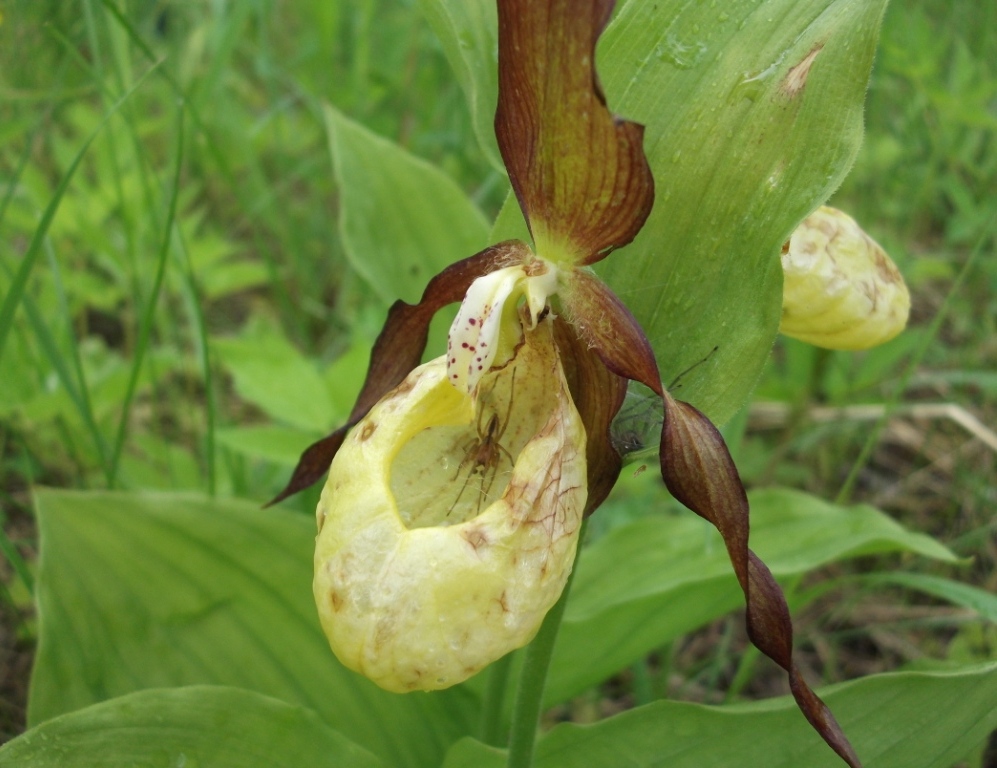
[495, 0, 654, 265]
[560, 269, 663, 397]
[268, 241, 528, 506]
[552, 317, 628, 515]
[659, 393, 862, 768]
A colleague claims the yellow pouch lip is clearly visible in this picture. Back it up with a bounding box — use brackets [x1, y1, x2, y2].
[314, 320, 587, 692]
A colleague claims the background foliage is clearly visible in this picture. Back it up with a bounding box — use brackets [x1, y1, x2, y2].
[0, 0, 994, 765]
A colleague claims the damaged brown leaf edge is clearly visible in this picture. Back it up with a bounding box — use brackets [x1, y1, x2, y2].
[272, 0, 861, 764]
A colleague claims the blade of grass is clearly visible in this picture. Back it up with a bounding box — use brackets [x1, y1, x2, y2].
[174, 225, 218, 495]
[0, 60, 161, 485]
[97, 0, 304, 341]
[0, 119, 39, 228]
[50, 7, 164, 303]
[0, 63, 159, 369]
[861, 572, 997, 624]
[70, 13, 177, 351]
[0, 522, 34, 597]
[80, 0, 139, 289]
[0, 256, 110, 478]
[108, 107, 185, 488]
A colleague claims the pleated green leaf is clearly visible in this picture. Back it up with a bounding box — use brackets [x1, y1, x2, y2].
[546, 488, 956, 705]
[441, 737, 506, 768]
[861, 571, 997, 624]
[28, 489, 475, 768]
[534, 663, 997, 768]
[417, 0, 502, 171]
[0, 686, 383, 768]
[421, 0, 888, 423]
[326, 104, 491, 305]
[213, 329, 336, 432]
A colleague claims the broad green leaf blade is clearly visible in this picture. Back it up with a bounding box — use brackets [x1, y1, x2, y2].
[546, 488, 956, 706]
[441, 737, 506, 768]
[0, 686, 384, 768]
[862, 572, 997, 624]
[596, 0, 889, 422]
[216, 424, 317, 466]
[417, 0, 503, 170]
[534, 663, 997, 768]
[213, 326, 336, 432]
[326, 104, 491, 305]
[29, 489, 475, 768]
[422, 0, 888, 422]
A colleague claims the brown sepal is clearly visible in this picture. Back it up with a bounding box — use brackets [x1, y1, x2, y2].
[561, 269, 663, 397]
[267, 241, 528, 506]
[495, 0, 654, 264]
[552, 317, 628, 515]
[659, 393, 862, 768]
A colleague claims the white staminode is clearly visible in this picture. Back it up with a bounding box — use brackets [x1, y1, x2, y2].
[447, 260, 559, 394]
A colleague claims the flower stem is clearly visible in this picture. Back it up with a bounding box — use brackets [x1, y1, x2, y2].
[506, 521, 586, 768]
[480, 651, 514, 746]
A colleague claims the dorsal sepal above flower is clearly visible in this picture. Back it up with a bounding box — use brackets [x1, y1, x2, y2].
[495, 0, 654, 266]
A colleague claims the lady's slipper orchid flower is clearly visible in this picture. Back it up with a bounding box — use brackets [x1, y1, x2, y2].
[273, 0, 868, 765]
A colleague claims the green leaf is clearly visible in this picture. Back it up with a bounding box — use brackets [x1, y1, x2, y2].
[441, 737, 507, 768]
[861, 572, 997, 624]
[213, 326, 336, 432]
[416, 0, 502, 171]
[29, 489, 475, 768]
[325, 104, 491, 305]
[216, 424, 318, 466]
[546, 488, 956, 705]
[423, 0, 888, 423]
[596, 0, 889, 423]
[0, 686, 384, 768]
[533, 663, 997, 768]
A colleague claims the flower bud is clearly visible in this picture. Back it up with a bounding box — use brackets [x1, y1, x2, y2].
[780, 206, 910, 350]
[314, 319, 587, 692]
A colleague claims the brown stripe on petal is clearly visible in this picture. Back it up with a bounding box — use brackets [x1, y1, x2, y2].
[495, 0, 654, 265]
[268, 241, 528, 506]
[659, 393, 862, 768]
[561, 269, 663, 397]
